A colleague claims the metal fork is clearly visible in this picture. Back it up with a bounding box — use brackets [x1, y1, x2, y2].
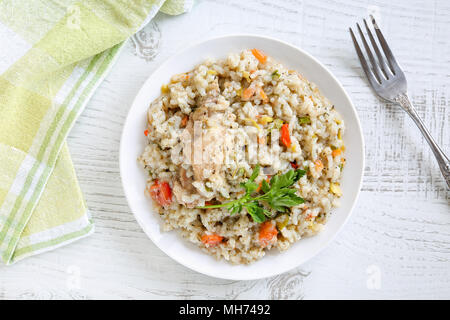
[350, 15, 450, 189]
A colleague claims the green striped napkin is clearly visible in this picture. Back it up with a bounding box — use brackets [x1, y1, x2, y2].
[0, 0, 193, 264]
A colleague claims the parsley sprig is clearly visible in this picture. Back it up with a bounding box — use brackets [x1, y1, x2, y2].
[197, 165, 306, 223]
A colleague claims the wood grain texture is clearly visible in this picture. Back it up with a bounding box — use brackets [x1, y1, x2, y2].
[0, 0, 448, 300]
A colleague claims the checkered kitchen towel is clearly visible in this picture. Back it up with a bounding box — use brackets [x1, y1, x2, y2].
[0, 0, 193, 264]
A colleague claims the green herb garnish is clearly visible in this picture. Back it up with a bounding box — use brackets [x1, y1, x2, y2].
[197, 165, 305, 223]
[298, 116, 311, 125]
[271, 119, 283, 130]
[271, 70, 281, 80]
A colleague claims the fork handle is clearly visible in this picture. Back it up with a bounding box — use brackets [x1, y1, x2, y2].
[394, 93, 450, 189]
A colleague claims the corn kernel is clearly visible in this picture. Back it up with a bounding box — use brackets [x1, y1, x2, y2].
[330, 183, 342, 197]
[246, 118, 261, 131]
[258, 116, 273, 125]
[277, 215, 290, 230]
[161, 84, 169, 94]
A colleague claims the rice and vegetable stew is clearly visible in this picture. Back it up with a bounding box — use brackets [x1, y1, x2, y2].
[138, 49, 346, 264]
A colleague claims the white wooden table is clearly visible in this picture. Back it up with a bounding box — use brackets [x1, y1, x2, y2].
[1, 0, 449, 300]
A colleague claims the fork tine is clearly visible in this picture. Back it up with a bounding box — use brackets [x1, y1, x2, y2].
[349, 27, 379, 88]
[369, 15, 400, 73]
[356, 22, 383, 83]
[363, 19, 393, 78]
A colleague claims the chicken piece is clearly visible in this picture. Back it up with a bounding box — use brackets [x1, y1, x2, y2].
[172, 181, 203, 208]
[193, 126, 225, 181]
[175, 80, 234, 206]
[191, 106, 209, 123]
[182, 105, 225, 182]
[179, 167, 195, 192]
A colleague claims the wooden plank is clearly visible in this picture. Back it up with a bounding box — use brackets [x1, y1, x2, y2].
[0, 0, 448, 299]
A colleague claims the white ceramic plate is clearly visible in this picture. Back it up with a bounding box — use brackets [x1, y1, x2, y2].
[120, 34, 365, 280]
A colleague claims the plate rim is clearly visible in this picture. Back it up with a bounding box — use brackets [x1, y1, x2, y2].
[119, 33, 365, 280]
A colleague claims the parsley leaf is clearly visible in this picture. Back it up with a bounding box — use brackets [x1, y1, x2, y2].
[271, 70, 281, 80]
[245, 201, 266, 223]
[249, 164, 260, 181]
[197, 165, 306, 223]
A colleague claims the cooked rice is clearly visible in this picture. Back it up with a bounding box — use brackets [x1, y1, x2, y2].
[138, 49, 345, 264]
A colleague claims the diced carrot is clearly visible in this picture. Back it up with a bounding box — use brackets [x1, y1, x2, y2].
[256, 177, 271, 192]
[332, 148, 342, 157]
[280, 123, 291, 148]
[181, 115, 188, 128]
[242, 87, 256, 100]
[259, 221, 278, 248]
[250, 69, 256, 74]
[314, 159, 324, 172]
[149, 180, 172, 207]
[301, 206, 311, 220]
[144, 129, 149, 136]
[259, 88, 268, 103]
[204, 201, 214, 206]
[257, 136, 266, 145]
[201, 234, 224, 247]
[171, 73, 188, 83]
[256, 181, 262, 193]
[251, 49, 267, 64]
[290, 162, 299, 169]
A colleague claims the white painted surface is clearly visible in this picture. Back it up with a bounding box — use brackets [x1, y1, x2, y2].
[0, 0, 449, 299]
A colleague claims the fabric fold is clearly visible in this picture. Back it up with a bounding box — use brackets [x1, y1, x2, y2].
[0, 0, 192, 264]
